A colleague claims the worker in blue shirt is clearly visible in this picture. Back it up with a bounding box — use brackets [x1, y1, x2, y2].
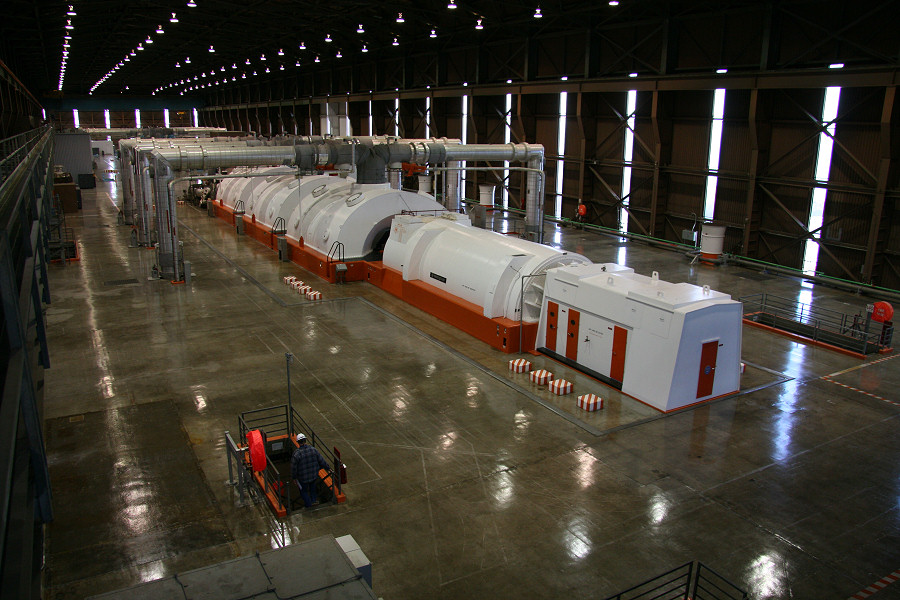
[291, 433, 328, 508]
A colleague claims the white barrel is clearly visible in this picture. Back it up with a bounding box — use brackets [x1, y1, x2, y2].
[418, 174, 433, 194]
[479, 184, 495, 207]
[700, 224, 726, 259]
[383, 213, 590, 321]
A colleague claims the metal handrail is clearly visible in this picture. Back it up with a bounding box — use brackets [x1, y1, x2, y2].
[0, 126, 48, 187]
[741, 292, 888, 353]
[602, 561, 692, 600]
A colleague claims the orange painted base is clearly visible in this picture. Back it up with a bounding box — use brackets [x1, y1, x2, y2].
[212, 201, 368, 283]
[212, 200, 538, 353]
[366, 262, 537, 353]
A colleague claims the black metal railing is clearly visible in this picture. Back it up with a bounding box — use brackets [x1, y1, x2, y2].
[0, 125, 54, 600]
[602, 561, 747, 600]
[235, 403, 344, 515]
[602, 562, 692, 600]
[741, 292, 892, 355]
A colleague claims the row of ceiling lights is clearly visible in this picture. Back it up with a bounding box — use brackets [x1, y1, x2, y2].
[57, 4, 77, 91]
[89, 2, 200, 94]
[154, 5, 554, 96]
[112, 1, 624, 96]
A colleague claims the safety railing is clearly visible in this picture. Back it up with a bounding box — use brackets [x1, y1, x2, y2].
[741, 292, 891, 355]
[602, 561, 747, 600]
[0, 127, 47, 186]
[0, 125, 54, 600]
[602, 562, 693, 600]
[235, 403, 345, 513]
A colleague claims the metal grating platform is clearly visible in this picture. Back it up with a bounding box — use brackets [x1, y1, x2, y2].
[86, 535, 376, 600]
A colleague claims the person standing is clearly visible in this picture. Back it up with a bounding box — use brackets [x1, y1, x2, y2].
[290, 433, 328, 508]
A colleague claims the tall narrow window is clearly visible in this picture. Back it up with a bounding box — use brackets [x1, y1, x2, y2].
[192, 108, 199, 127]
[503, 93, 512, 209]
[163, 108, 170, 128]
[73, 109, 80, 129]
[394, 98, 400, 136]
[104, 109, 111, 129]
[135, 109, 141, 128]
[325, 102, 331, 135]
[345, 102, 351, 136]
[703, 89, 726, 221]
[42, 108, 47, 121]
[461, 95, 468, 198]
[803, 86, 842, 276]
[555, 91, 568, 218]
[620, 91, 637, 233]
[368, 100, 374, 135]
[425, 96, 432, 138]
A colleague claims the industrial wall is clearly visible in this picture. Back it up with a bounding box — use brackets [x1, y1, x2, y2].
[193, 2, 898, 289]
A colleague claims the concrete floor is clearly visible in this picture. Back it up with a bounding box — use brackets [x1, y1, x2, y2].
[42, 161, 899, 599]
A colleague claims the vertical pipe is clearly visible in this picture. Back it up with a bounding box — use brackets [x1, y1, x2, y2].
[526, 154, 544, 243]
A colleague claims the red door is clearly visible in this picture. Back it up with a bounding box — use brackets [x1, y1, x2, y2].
[696, 341, 719, 398]
[610, 326, 628, 382]
[566, 309, 580, 361]
[545, 301, 559, 351]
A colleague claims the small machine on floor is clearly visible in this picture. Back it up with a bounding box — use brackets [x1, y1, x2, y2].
[224, 355, 347, 517]
[225, 404, 347, 517]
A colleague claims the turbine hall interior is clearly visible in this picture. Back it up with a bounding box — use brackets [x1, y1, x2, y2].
[3, 3, 899, 599]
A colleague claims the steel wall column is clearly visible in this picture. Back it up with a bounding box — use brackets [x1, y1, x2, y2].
[862, 86, 895, 283]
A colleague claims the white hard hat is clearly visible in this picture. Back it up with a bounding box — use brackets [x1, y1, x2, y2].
[297, 433, 306, 442]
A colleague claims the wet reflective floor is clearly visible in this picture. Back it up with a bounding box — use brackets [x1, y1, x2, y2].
[42, 161, 899, 599]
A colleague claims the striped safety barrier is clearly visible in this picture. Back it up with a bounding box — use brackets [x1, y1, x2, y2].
[530, 369, 553, 385]
[509, 358, 532, 373]
[306, 290, 322, 300]
[577, 394, 603, 411]
[548, 379, 573, 395]
[283, 276, 296, 285]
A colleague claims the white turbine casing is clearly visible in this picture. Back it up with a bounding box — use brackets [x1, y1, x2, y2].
[383, 213, 590, 321]
[216, 167, 286, 211]
[218, 172, 446, 260]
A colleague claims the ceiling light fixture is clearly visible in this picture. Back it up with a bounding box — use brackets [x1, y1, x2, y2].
[336, 50, 342, 58]
[608, 0, 619, 5]
[185, 56, 191, 63]
[392, 37, 399, 46]
[170, 12, 179, 22]
[430, 28, 437, 38]
[260, 53, 266, 60]
[187, 0, 197, 7]
[176, 62, 181, 67]
[315, 55, 320, 63]
[208, 45, 215, 52]
[136, 43, 144, 50]
[361, 44, 368, 53]
[295, 60, 301, 66]
[396, 12, 404, 23]
[65, 19, 74, 30]
[716, 68, 728, 74]
[156, 24, 165, 34]
[299, 41, 306, 50]
[357, 24, 365, 33]
[534, 7, 543, 18]
[475, 18, 483, 30]
[279, 64, 284, 70]
[325, 33, 332, 42]
[146, 37, 153, 44]
[448, 2, 457, 8]
[67, 5, 76, 15]
[245, 58, 251, 64]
